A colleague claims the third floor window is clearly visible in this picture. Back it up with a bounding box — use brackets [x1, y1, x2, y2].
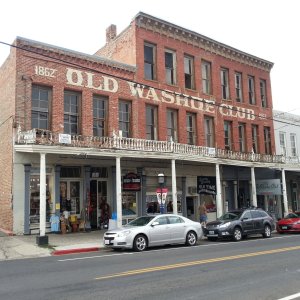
[144, 43, 156, 80]
[260, 79, 267, 108]
[165, 50, 176, 85]
[235, 72, 243, 102]
[248, 75, 256, 105]
[220, 68, 230, 100]
[201, 60, 211, 94]
[184, 55, 195, 89]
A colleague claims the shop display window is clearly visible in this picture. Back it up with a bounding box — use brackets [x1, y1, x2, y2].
[30, 175, 52, 223]
[122, 192, 137, 216]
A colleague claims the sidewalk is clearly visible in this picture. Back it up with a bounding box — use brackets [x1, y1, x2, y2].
[0, 229, 106, 261]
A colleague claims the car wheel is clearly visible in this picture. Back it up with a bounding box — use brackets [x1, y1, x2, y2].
[262, 225, 272, 238]
[233, 227, 242, 241]
[207, 237, 218, 241]
[186, 231, 197, 246]
[133, 234, 147, 252]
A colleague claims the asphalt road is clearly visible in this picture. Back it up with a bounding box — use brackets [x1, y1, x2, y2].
[0, 234, 300, 300]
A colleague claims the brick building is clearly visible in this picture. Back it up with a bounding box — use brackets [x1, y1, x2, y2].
[0, 12, 294, 235]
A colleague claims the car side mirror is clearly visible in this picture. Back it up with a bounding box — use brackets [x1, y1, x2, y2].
[242, 217, 249, 221]
[151, 221, 159, 227]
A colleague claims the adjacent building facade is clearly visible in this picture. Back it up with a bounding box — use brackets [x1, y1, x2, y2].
[0, 12, 295, 235]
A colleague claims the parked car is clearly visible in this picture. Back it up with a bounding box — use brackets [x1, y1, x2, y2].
[277, 212, 300, 233]
[103, 214, 203, 251]
[203, 207, 275, 242]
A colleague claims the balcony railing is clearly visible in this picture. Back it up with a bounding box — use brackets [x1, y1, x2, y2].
[16, 128, 285, 164]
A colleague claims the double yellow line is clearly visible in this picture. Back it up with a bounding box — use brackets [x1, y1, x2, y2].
[94, 245, 300, 280]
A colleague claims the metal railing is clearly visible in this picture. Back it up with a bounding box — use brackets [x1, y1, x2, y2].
[16, 128, 285, 164]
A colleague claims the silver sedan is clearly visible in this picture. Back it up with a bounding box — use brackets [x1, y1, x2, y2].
[103, 214, 203, 252]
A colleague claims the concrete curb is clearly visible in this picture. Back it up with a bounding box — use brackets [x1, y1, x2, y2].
[0, 227, 15, 236]
[52, 246, 101, 256]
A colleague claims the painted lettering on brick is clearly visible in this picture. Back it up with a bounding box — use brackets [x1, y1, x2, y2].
[35, 65, 57, 78]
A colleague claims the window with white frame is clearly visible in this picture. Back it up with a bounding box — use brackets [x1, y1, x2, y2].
[93, 95, 107, 137]
[165, 49, 176, 85]
[290, 133, 297, 157]
[204, 116, 215, 147]
[264, 126, 272, 155]
[224, 120, 233, 150]
[260, 79, 267, 108]
[186, 112, 196, 145]
[221, 68, 230, 99]
[146, 105, 158, 140]
[64, 90, 80, 135]
[202, 60, 211, 94]
[32, 85, 51, 130]
[235, 72, 243, 102]
[167, 109, 178, 142]
[184, 55, 195, 89]
[144, 42, 156, 80]
[119, 100, 131, 138]
[279, 132, 287, 156]
[248, 75, 256, 105]
[238, 123, 246, 152]
[251, 124, 259, 153]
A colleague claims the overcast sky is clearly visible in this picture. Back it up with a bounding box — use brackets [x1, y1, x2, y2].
[1, 0, 299, 114]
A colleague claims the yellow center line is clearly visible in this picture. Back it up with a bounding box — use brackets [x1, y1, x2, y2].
[94, 245, 300, 280]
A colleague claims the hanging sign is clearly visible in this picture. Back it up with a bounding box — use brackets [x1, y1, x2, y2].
[156, 188, 168, 205]
[197, 176, 216, 195]
[122, 173, 141, 191]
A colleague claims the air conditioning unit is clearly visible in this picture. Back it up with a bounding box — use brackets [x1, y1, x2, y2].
[188, 186, 197, 194]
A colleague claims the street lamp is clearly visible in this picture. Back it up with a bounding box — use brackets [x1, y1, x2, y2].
[157, 173, 165, 214]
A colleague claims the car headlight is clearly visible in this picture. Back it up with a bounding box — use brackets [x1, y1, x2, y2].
[219, 222, 231, 228]
[117, 230, 132, 237]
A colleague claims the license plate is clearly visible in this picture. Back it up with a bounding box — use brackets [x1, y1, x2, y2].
[105, 240, 110, 245]
[209, 231, 215, 235]
[282, 226, 287, 229]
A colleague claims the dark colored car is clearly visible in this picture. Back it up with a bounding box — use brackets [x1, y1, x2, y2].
[203, 208, 275, 241]
[277, 212, 300, 233]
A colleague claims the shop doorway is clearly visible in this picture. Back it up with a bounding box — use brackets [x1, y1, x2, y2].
[60, 180, 81, 215]
[90, 180, 108, 229]
[186, 196, 197, 221]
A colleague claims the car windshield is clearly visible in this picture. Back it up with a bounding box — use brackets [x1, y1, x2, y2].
[125, 216, 155, 227]
[285, 212, 300, 219]
[218, 211, 243, 221]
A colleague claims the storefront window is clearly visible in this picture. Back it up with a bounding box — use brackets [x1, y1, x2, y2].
[30, 175, 52, 223]
[122, 192, 137, 216]
[60, 181, 80, 214]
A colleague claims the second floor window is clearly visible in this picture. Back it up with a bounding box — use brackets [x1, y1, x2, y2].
[119, 101, 131, 138]
[260, 79, 267, 108]
[224, 121, 232, 150]
[144, 43, 156, 80]
[290, 133, 297, 157]
[248, 76, 256, 105]
[235, 72, 243, 102]
[204, 116, 215, 148]
[167, 109, 178, 142]
[165, 50, 176, 85]
[186, 113, 196, 145]
[264, 127, 272, 155]
[32, 85, 51, 130]
[220, 68, 229, 99]
[64, 91, 80, 135]
[202, 60, 211, 94]
[146, 105, 157, 140]
[184, 55, 194, 89]
[238, 123, 246, 152]
[93, 95, 107, 137]
[251, 125, 259, 153]
[279, 132, 286, 156]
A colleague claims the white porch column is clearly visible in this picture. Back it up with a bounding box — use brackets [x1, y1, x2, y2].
[39, 153, 46, 237]
[233, 181, 238, 209]
[282, 168, 289, 216]
[171, 159, 177, 214]
[216, 163, 223, 218]
[116, 157, 122, 228]
[251, 167, 257, 207]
